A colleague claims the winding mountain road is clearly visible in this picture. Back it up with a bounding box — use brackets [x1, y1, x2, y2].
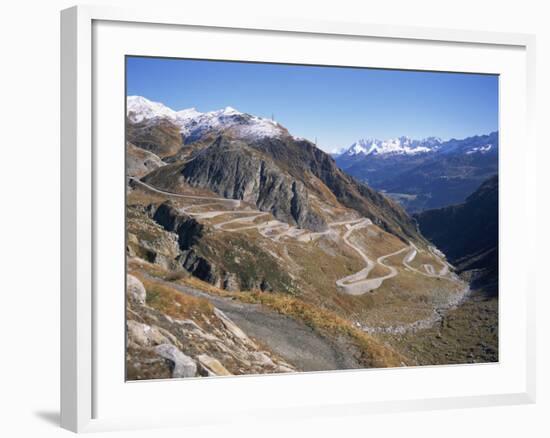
[130, 177, 241, 208]
[132, 177, 455, 297]
[402, 243, 453, 279]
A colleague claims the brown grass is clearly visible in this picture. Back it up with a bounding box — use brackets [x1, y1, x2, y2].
[133, 272, 214, 320]
[129, 256, 412, 367]
[176, 273, 408, 368]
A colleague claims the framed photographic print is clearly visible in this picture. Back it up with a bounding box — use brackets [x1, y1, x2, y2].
[61, 5, 536, 433]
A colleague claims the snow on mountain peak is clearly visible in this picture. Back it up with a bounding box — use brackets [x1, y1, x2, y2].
[344, 136, 443, 157]
[222, 106, 239, 114]
[126, 96, 285, 141]
[127, 95, 177, 123]
[466, 144, 493, 155]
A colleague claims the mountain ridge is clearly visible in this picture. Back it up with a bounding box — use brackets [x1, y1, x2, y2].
[335, 131, 498, 212]
[338, 136, 444, 157]
[127, 95, 288, 143]
[129, 96, 424, 243]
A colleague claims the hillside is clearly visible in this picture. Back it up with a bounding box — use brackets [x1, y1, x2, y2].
[414, 175, 498, 295]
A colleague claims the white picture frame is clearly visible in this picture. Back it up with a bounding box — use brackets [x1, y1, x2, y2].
[60, 4, 537, 433]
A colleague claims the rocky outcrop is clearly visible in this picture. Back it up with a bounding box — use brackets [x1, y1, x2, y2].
[222, 273, 239, 291]
[214, 308, 256, 348]
[127, 320, 174, 347]
[144, 137, 327, 231]
[144, 201, 220, 284]
[197, 354, 232, 376]
[155, 344, 197, 378]
[178, 249, 219, 286]
[126, 205, 181, 271]
[127, 274, 147, 305]
[125, 273, 297, 381]
[152, 201, 204, 251]
[126, 142, 165, 178]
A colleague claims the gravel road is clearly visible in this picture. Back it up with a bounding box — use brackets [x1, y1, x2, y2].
[145, 275, 361, 371]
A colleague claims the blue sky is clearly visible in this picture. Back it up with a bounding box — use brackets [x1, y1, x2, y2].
[127, 57, 498, 153]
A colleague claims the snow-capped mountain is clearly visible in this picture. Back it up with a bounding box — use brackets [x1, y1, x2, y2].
[334, 131, 498, 212]
[465, 144, 493, 155]
[127, 96, 179, 122]
[127, 95, 286, 142]
[342, 136, 443, 157]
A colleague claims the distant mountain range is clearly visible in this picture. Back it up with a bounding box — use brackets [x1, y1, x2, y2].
[336, 136, 444, 159]
[334, 132, 498, 212]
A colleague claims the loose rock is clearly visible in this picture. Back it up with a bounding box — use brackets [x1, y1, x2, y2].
[155, 344, 197, 378]
[127, 274, 147, 305]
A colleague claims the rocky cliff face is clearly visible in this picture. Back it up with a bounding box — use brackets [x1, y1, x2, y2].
[152, 201, 204, 251]
[144, 137, 327, 231]
[251, 135, 423, 243]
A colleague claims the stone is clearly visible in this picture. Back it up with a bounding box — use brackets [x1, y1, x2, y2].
[214, 308, 256, 348]
[276, 365, 295, 373]
[223, 272, 240, 291]
[127, 320, 169, 347]
[127, 274, 146, 305]
[251, 351, 275, 367]
[197, 354, 232, 376]
[155, 344, 197, 378]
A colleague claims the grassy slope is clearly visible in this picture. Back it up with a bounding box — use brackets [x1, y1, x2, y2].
[129, 258, 409, 368]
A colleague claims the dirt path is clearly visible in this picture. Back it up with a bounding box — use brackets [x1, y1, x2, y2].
[402, 243, 454, 279]
[144, 275, 361, 371]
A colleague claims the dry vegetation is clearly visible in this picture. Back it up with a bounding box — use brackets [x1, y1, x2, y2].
[130, 258, 408, 368]
[379, 292, 498, 364]
[138, 274, 214, 321]
[127, 177, 490, 372]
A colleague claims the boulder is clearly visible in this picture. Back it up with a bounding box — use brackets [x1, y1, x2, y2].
[127, 320, 169, 347]
[127, 274, 146, 305]
[197, 354, 232, 376]
[155, 344, 197, 378]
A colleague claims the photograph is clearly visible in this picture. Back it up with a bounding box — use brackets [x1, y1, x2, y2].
[1, 0, 545, 435]
[125, 56, 499, 380]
